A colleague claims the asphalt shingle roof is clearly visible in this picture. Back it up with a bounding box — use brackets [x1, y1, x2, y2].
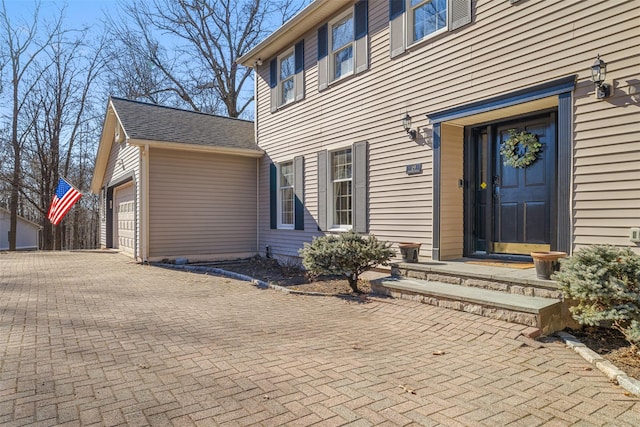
[110, 97, 259, 152]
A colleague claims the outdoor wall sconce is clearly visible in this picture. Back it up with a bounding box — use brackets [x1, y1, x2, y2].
[402, 113, 417, 140]
[591, 54, 611, 99]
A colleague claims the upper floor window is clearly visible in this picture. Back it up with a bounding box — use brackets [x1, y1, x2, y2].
[279, 50, 295, 106]
[269, 41, 304, 112]
[317, 0, 368, 91]
[409, 0, 447, 43]
[330, 12, 354, 81]
[389, 0, 472, 58]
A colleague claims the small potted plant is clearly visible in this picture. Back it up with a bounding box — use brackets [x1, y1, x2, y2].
[398, 242, 421, 263]
[530, 251, 567, 280]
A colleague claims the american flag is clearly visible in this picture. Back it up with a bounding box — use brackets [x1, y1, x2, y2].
[47, 178, 82, 225]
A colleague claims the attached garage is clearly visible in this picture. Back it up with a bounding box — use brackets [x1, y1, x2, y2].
[91, 97, 263, 262]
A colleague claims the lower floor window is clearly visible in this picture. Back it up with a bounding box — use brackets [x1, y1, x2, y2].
[278, 161, 294, 227]
[331, 148, 352, 228]
[317, 141, 367, 233]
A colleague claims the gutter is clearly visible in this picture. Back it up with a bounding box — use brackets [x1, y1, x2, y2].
[237, 0, 344, 67]
[127, 139, 263, 158]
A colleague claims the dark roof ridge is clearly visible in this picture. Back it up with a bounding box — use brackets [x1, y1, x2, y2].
[109, 96, 253, 124]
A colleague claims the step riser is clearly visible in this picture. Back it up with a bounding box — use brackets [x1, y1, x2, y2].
[393, 266, 562, 299]
[372, 283, 564, 334]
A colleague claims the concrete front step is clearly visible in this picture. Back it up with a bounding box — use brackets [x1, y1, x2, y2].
[371, 276, 564, 335]
[393, 261, 562, 299]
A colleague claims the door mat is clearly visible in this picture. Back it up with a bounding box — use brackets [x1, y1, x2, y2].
[465, 260, 534, 269]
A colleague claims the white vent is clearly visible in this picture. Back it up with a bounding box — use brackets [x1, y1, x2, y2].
[630, 228, 640, 243]
[114, 125, 124, 144]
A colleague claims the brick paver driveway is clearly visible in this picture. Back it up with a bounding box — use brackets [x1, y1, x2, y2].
[1, 251, 640, 426]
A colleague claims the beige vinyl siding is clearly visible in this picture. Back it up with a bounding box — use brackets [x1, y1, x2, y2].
[99, 137, 141, 253]
[573, 64, 640, 251]
[255, 0, 640, 257]
[148, 148, 257, 259]
[440, 124, 464, 260]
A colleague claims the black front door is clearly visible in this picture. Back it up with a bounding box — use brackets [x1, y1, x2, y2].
[469, 113, 556, 256]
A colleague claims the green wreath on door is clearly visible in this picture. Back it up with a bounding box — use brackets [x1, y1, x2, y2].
[499, 129, 542, 168]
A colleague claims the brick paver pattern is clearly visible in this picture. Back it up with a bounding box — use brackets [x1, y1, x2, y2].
[1, 251, 640, 426]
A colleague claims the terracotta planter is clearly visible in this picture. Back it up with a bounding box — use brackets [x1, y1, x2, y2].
[530, 251, 567, 280]
[398, 242, 421, 263]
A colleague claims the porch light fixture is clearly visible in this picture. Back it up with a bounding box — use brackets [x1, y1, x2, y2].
[402, 113, 417, 140]
[590, 54, 610, 99]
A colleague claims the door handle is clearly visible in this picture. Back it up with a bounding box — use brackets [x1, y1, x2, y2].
[493, 175, 500, 197]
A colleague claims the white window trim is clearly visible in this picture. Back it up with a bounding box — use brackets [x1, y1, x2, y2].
[406, 0, 449, 48]
[277, 48, 295, 108]
[327, 148, 353, 232]
[276, 161, 295, 229]
[328, 8, 355, 84]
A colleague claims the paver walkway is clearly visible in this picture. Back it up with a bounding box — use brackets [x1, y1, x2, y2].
[1, 251, 640, 426]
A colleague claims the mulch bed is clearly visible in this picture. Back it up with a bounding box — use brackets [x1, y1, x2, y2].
[198, 256, 373, 295]
[191, 256, 640, 380]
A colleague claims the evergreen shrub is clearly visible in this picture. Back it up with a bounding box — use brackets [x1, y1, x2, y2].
[555, 245, 640, 348]
[299, 230, 395, 293]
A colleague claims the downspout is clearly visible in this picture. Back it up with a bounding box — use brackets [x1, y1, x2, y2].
[254, 65, 260, 256]
[140, 144, 150, 262]
[257, 158, 260, 255]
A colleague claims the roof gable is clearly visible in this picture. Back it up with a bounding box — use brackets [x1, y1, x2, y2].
[91, 97, 261, 193]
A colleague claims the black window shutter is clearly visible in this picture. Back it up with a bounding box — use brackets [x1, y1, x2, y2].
[317, 24, 328, 60]
[295, 40, 304, 73]
[269, 163, 277, 229]
[269, 58, 277, 89]
[294, 156, 304, 230]
[355, 1, 368, 40]
[389, 0, 405, 20]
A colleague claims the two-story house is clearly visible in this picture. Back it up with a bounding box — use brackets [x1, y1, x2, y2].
[238, 0, 640, 263]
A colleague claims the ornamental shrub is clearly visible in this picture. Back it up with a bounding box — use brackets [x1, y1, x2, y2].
[299, 230, 396, 293]
[555, 245, 640, 348]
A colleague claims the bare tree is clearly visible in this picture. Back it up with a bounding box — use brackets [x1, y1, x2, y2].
[0, 0, 62, 250]
[106, 0, 310, 117]
[21, 28, 106, 249]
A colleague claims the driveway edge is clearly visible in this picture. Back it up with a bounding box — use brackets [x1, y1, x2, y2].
[153, 262, 346, 296]
[556, 331, 640, 396]
[154, 263, 271, 289]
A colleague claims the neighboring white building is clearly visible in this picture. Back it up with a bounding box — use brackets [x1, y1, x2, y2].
[0, 208, 41, 251]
